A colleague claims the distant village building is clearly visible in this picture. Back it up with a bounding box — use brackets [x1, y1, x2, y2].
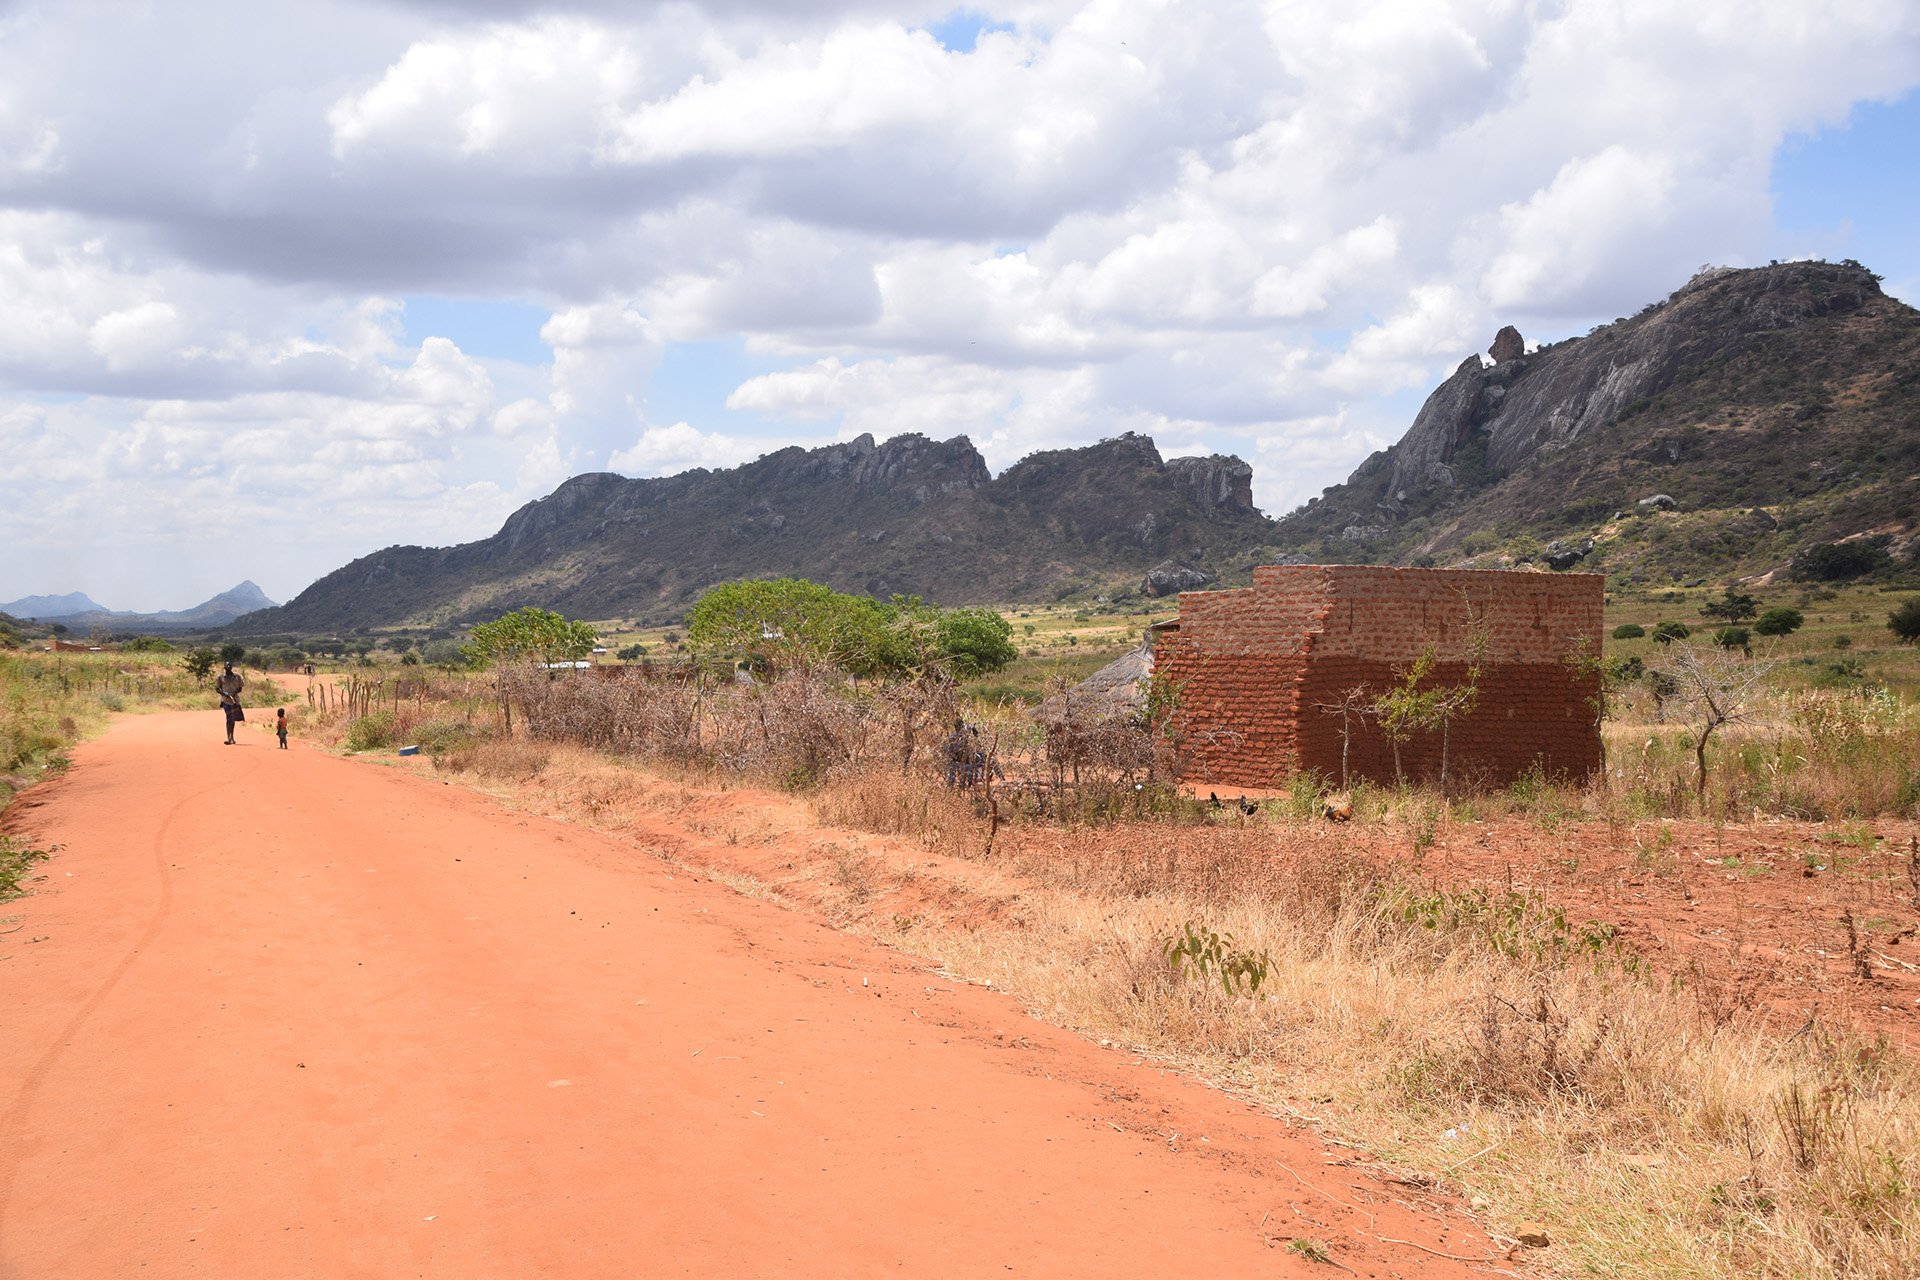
[1152, 566, 1603, 789]
[1051, 565, 1604, 790]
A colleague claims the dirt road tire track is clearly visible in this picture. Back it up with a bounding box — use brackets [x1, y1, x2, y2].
[0, 760, 247, 1237]
[1, 711, 1501, 1278]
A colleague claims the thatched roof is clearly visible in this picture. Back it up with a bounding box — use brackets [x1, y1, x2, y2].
[1033, 640, 1153, 724]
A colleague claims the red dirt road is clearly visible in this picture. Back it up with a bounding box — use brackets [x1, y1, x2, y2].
[2, 711, 1502, 1278]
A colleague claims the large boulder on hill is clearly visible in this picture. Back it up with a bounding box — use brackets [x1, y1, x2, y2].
[1140, 561, 1214, 597]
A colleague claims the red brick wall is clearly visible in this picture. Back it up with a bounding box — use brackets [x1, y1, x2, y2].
[1156, 566, 1602, 789]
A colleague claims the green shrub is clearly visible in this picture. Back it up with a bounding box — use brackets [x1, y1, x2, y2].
[1890, 598, 1920, 645]
[412, 718, 477, 756]
[345, 711, 397, 751]
[1651, 620, 1691, 644]
[1611, 623, 1645, 639]
[1795, 540, 1891, 582]
[0, 836, 55, 901]
[1753, 607, 1804, 637]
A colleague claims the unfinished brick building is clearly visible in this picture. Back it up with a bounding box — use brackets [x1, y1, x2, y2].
[1153, 565, 1603, 789]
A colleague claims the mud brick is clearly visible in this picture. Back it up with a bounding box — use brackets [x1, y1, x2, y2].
[1155, 565, 1603, 789]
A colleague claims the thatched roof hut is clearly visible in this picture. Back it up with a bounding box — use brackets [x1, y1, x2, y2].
[1032, 623, 1169, 725]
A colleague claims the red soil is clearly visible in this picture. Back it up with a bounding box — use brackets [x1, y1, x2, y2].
[1398, 814, 1920, 1044]
[1, 709, 1509, 1279]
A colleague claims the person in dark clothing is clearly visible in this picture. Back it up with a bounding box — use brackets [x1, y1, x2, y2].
[943, 718, 994, 786]
[214, 662, 245, 745]
[943, 718, 970, 785]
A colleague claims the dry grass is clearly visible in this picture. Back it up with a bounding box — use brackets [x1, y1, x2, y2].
[855, 821, 1920, 1280]
[0, 650, 204, 805]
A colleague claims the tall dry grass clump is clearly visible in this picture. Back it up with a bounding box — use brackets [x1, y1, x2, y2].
[1598, 684, 1920, 822]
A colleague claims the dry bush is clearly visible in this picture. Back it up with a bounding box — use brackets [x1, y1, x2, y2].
[1033, 673, 1169, 787]
[500, 663, 702, 760]
[432, 737, 549, 780]
[811, 766, 981, 860]
[502, 665, 902, 787]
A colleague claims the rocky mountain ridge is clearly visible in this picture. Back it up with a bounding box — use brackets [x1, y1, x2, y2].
[1271, 260, 1920, 584]
[233, 259, 1920, 636]
[240, 434, 1272, 631]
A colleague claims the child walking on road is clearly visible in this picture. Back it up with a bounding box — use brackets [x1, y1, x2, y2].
[276, 707, 289, 750]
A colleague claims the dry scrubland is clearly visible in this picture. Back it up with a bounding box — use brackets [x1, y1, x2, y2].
[275, 632, 1920, 1280]
[7, 579, 1920, 1278]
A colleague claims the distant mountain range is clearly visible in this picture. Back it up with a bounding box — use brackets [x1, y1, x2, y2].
[2, 581, 277, 631]
[238, 435, 1272, 632]
[0, 591, 110, 618]
[231, 259, 1919, 636]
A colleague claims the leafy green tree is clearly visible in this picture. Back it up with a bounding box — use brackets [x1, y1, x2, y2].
[465, 607, 599, 667]
[1370, 651, 1443, 787]
[421, 639, 469, 667]
[687, 579, 884, 673]
[1651, 620, 1691, 645]
[1611, 623, 1645, 639]
[932, 607, 1018, 677]
[121, 635, 175, 653]
[1713, 626, 1751, 656]
[217, 642, 246, 666]
[181, 647, 217, 682]
[1889, 598, 1920, 645]
[1699, 588, 1760, 624]
[1753, 607, 1804, 637]
[686, 580, 1018, 680]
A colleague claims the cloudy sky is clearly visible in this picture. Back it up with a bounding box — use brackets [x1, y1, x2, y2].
[1, 0, 1917, 611]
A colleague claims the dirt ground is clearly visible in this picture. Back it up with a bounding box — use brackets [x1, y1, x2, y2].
[1395, 812, 1920, 1044]
[0, 707, 1512, 1279]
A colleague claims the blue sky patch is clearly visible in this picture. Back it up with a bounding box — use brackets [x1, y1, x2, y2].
[925, 9, 1014, 54]
[1773, 89, 1920, 299]
[651, 337, 804, 440]
[400, 296, 552, 365]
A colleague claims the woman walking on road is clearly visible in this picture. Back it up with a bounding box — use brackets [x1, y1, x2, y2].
[215, 661, 245, 745]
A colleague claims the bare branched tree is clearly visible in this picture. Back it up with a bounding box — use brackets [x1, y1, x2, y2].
[1314, 684, 1373, 791]
[1654, 641, 1777, 798]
